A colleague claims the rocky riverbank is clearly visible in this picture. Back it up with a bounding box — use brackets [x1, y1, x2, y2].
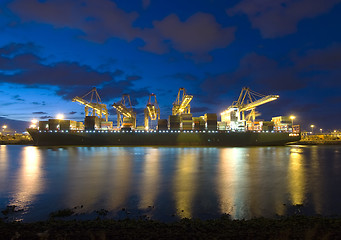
[1, 215, 341, 239]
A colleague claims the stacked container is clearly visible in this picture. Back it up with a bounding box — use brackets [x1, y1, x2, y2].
[39, 121, 49, 130]
[192, 117, 205, 130]
[76, 122, 84, 130]
[101, 121, 113, 130]
[204, 113, 217, 130]
[181, 114, 192, 130]
[157, 119, 168, 130]
[48, 119, 60, 130]
[169, 115, 181, 130]
[218, 121, 227, 130]
[84, 116, 101, 130]
[122, 117, 134, 130]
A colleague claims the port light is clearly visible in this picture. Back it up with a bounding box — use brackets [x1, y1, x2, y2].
[56, 114, 64, 120]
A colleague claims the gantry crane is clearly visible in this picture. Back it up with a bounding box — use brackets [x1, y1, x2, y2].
[112, 94, 136, 128]
[172, 88, 193, 115]
[72, 87, 108, 121]
[221, 87, 279, 123]
[144, 94, 160, 130]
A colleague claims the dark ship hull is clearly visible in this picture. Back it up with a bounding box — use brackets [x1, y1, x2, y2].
[27, 129, 301, 147]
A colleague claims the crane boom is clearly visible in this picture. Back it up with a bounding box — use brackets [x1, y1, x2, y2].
[240, 95, 279, 111]
[112, 103, 133, 117]
[72, 88, 108, 121]
[172, 88, 193, 115]
[112, 94, 136, 128]
[221, 87, 279, 124]
[144, 94, 160, 130]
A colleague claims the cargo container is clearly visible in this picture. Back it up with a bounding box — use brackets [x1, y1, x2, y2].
[218, 121, 227, 130]
[101, 121, 113, 130]
[169, 115, 181, 130]
[39, 121, 49, 131]
[204, 113, 217, 121]
[84, 116, 101, 130]
[48, 119, 60, 130]
[122, 117, 135, 129]
[76, 121, 84, 130]
[193, 117, 205, 130]
[59, 120, 78, 130]
[158, 119, 168, 130]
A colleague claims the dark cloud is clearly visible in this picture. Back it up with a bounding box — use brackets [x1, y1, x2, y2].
[69, 111, 77, 115]
[227, 0, 340, 38]
[142, 0, 151, 9]
[31, 101, 46, 105]
[126, 75, 142, 81]
[200, 52, 305, 99]
[0, 46, 113, 86]
[40, 115, 53, 119]
[0, 43, 151, 105]
[9, 0, 139, 42]
[32, 111, 47, 115]
[140, 13, 235, 55]
[0, 42, 40, 56]
[295, 43, 341, 72]
[12, 94, 24, 101]
[171, 73, 199, 82]
[8, 1, 235, 57]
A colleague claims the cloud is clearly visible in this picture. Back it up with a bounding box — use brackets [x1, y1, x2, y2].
[200, 43, 341, 104]
[8, 1, 235, 57]
[12, 94, 25, 101]
[227, 0, 340, 38]
[8, 0, 139, 42]
[295, 43, 341, 72]
[0, 42, 40, 56]
[0, 43, 150, 103]
[31, 101, 46, 105]
[40, 115, 53, 119]
[32, 111, 47, 114]
[142, 0, 151, 9]
[0, 43, 115, 86]
[171, 73, 199, 82]
[126, 75, 142, 81]
[141, 13, 235, 55]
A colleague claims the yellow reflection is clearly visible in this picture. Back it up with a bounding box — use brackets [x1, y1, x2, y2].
[288, 148, 305, 205]
[310, 147, 322, 213]
[174, 149, 198, 218]
[66, 149, 108, 210]
[217, 148, 247, 218]
[217, 148, 237, 216]
[12, 146, 43, 209]
[0, 145, 8, 190]
[139, 148, 160, 209]
[106, 149, 133, 209]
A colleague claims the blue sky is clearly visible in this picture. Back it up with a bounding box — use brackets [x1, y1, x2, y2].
[0, 0, 341, 131]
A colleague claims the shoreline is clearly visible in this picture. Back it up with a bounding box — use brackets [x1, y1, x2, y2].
[1, 215, 341, 239]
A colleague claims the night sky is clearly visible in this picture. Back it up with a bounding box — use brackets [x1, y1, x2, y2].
[0, 0, 340, 132]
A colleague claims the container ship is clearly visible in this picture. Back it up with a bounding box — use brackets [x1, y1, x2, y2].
[27, 87, 301, 146]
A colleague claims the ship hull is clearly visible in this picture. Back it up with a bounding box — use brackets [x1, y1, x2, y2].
[27, 129, 301, 147]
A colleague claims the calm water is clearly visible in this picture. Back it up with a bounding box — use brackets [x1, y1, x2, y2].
[0, 145, 341, 222]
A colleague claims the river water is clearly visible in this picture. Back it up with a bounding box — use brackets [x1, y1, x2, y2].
[0, 145, 341, 222]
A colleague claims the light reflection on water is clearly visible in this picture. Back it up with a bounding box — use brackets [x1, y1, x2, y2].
[11, 147, 44, 211]
[0, 145, 341, 222]
[139, 148, 160, 209]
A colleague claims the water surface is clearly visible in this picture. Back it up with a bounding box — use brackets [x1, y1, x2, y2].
[0, 145, 340, 221]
